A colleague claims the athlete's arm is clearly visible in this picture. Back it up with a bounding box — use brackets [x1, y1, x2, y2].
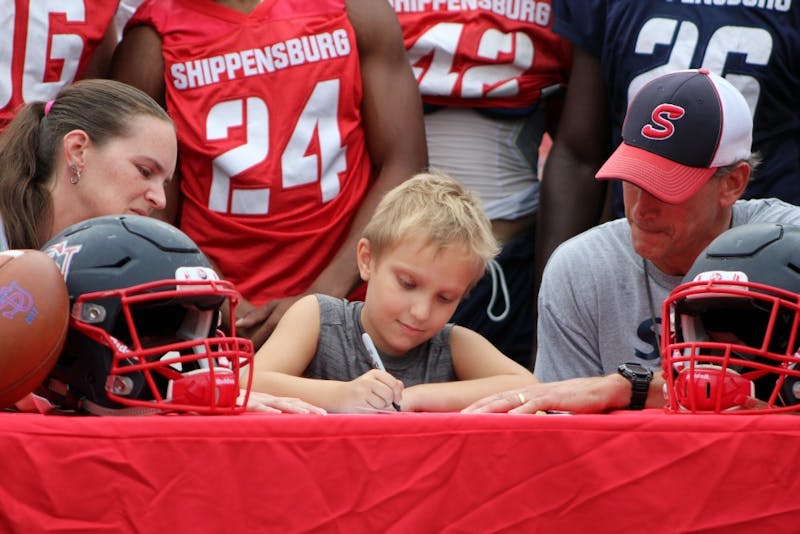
[82, 17, 119, 79]
[403, 326, 537, 412]
[533, 47, 610, 363]
[236, 0, 428, 348]
[248, 295, 404, 413]
[307, 0, 428, 297]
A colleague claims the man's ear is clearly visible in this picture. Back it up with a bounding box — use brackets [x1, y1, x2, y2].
[62, 129, 90, 169]
[719, 162, 750, 207]
[356, 238, 373, 282]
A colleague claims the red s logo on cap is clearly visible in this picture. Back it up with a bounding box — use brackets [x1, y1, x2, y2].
[641, 104, 685, 139]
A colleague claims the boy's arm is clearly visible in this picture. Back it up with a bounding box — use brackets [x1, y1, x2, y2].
[248, 295, 333, 404]
[402, 327, 538, 412]
[315, 0, 427, 293]
[248, 296, 402, 412]
[254, 369, 401, 413]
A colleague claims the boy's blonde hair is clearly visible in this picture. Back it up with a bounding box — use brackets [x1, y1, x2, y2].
[362, 171, 499, 278]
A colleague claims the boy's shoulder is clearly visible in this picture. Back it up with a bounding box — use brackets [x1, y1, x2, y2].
[314, 294, 364, 327]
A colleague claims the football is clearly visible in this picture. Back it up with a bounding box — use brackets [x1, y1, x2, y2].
[0, 249, 69, 408]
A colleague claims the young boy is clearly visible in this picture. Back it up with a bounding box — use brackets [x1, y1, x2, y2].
[248, 172, 536, 412]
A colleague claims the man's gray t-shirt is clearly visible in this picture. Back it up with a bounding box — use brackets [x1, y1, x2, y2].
[305, 294, 456, 386]
[535, 199, 800, 382]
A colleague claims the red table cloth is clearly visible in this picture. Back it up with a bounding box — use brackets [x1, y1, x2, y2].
[2, 410, 797, 532]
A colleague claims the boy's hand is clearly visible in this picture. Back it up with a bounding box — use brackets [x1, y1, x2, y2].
[339, 369, 404, 412]
[241, 390, 327, 414]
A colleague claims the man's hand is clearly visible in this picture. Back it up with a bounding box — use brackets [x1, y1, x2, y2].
[461, 375, 635, 414]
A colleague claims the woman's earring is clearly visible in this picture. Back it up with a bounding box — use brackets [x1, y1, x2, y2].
[69, 163, 81, 185]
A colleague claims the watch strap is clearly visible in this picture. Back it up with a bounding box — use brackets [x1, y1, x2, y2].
[618, 363, 652, 410]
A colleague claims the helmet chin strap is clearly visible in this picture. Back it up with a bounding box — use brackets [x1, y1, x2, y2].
[81, 399, 161, 416]
[44, 373, 160, 416]
[85, 368, 240, 415]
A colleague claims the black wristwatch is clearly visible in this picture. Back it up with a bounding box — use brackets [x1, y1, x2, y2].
[617, 362, 653, 410]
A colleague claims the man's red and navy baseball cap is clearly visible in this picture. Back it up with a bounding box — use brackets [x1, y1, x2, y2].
[595, 68, 752, 204]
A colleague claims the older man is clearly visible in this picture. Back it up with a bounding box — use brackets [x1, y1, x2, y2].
[465, 68, 800, 414]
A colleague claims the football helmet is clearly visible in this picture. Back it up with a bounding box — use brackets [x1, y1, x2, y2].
[41, 215, 253, 415]
[662, 223, 800, 414]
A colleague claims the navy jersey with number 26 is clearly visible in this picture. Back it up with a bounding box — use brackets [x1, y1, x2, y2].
[554, 0, 800, 208]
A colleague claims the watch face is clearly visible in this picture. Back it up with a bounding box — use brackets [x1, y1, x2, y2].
[626, 363, 649, 375]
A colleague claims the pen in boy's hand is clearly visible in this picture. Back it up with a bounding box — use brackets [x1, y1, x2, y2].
[361, 332, 401, 411]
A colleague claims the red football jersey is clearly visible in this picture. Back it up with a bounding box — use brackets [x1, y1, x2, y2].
[392, 0, 571, 108]
[0, 1, 117, 129]
[130, 0, 372, 304]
